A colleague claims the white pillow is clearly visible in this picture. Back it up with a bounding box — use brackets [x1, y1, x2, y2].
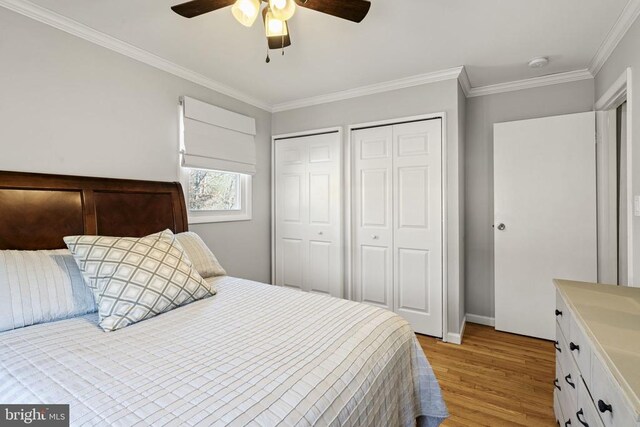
[64, 230, 215, 331]
[175, 232, 226, 278]
[0, 249, 97, 332]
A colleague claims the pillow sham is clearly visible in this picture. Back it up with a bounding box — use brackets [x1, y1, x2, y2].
[0, 249, 96, 332]
[64, 230, 215, 332]
[175, 232, 226, 278]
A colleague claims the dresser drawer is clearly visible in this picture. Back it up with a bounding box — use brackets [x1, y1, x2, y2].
[591, 353, 637, 427]
[556, 389, 565, 425]
[577, 377, 604, 427]
[569, 314, 592, 388]
[556, 290, 571, 337]
[556, 321, 567, 365]
[557, 359, 577, 425]
[557, 321, 579, 407]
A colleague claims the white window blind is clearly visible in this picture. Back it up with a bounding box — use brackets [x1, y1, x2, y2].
[180, 96, 257, 175]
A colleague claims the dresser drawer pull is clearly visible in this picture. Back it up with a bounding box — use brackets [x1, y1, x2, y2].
[576, 409, 588, 426]
[569, 342, 580, 352]
[564, 374, 575, 389]
[597, 400, 612, 414]
[554, 379, 561, 391]
[555, 309, 563, 317]
[554, 341, 562, 352]
[565, 420, 572, 427]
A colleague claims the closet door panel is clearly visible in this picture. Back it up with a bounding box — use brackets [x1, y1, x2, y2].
[308, 240, 331, 295]
[275, 139, 309, 290]
[393, 120, 443, 337]
[361, 169, 389, 226]
[274, 131, 343, 297]
[306, 133, 342, 297]
[282, 238, 305, 290]
[397, 248, 430, 311]
[353, 126, 393, 311]
[398, 166, 429, 228]
[360, 245, 390, 307]
[309, 173, 331, 224]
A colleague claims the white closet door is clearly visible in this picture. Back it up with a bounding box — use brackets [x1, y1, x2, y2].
[353, 126, 394, 310]
[393, 120, 443, 337]
[275, 138, 308, 291]
[274, 132, 343, 297]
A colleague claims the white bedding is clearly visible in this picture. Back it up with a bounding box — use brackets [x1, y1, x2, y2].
[0, 276, 447, 426]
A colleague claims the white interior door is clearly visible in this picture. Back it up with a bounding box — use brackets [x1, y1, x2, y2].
[393, 120, 443, 337]
[352, 119, 443, 337]
[494, 112, 597, 340]
[275, 132, 343, 297]
[353, 126, 394, 311]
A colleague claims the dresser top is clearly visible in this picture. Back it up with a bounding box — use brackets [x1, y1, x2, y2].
[554, 279, 640, 415]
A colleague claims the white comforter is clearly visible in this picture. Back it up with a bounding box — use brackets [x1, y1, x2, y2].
[0, 277, 447, 426]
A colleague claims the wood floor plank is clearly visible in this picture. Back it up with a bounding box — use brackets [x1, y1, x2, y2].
[419, 323, 556, 427]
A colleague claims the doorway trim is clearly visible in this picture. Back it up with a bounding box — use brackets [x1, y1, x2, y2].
[270, 127, 344, 288]
[595, 67, 633, 285]
[346, 112, 449, 341]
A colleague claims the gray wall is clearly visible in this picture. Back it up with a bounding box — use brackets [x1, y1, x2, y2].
[272, 79, 466, 336]
[464, 80, 595, 318]
[0, 8, 272, 283]
[594, 15, 640, 286]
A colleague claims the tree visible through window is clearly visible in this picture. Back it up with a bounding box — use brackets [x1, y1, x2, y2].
[188, 169, 240, 211]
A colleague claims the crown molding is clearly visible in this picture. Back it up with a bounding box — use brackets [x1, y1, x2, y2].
[3, 0, 636, 112]
[271, 67, 464, 112]
[457, 66, 472, 97]
[589, 0, 640, 77]
[0, 0, 273, 112]
[466, 69, 594, 98]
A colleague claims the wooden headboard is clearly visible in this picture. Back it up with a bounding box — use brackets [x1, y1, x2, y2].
[0, 171, 188, 250]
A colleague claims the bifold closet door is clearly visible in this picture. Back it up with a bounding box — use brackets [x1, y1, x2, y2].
[352, 119, 443, 337]
[274, 132, 343, 298]
[393, 120, 443, 337]
[352, 126, 394, 311]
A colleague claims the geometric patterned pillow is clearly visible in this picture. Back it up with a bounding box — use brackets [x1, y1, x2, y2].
[63, 229, 215, 332]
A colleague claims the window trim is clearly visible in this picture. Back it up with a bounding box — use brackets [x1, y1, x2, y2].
[179, 167, 252, 224]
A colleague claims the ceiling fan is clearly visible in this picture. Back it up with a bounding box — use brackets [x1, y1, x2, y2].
[171, 0, 372, 62]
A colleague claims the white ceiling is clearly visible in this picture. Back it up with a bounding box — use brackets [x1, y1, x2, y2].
[22, 0, 630, 106]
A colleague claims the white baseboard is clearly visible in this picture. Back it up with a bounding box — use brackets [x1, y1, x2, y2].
[446, 316, 466, 345]
[466, 313, 495, 327]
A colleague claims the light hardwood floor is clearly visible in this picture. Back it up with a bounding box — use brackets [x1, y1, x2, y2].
[418, 323, 556, 426]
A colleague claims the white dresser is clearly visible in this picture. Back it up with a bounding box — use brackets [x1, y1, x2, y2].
[554, 280, 640, 427]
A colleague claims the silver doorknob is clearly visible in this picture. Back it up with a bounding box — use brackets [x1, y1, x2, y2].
[372, 235, 379, 240]
[497, 223, 506, 231]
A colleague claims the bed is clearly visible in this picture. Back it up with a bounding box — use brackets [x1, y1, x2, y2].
[0, 171, 447, 426]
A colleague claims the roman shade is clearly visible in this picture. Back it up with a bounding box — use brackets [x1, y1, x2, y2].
[180, 96, 257, 175]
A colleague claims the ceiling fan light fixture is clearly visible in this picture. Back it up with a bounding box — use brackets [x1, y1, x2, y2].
[268, 0, 296, 21]
[231, 0, 260, 27]
[265, 9, 288, 37]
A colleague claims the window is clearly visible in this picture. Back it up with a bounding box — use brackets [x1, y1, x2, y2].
[181, 167, 252, 224]
[178, 96, 256, 223]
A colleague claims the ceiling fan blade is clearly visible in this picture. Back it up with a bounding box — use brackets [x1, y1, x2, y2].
[295, 0, 371, 23]
[262, 8, 292, 50]
[171, 0, 235, 18]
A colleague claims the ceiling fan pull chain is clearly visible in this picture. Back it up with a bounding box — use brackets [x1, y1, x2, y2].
[266, 50, 271, 63]
[281, 35, 285, 56]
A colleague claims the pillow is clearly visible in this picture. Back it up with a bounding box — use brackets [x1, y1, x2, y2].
[64, 230, 215, 332]
[175, 232, 226, 278]
[0, 249, 96, 332]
